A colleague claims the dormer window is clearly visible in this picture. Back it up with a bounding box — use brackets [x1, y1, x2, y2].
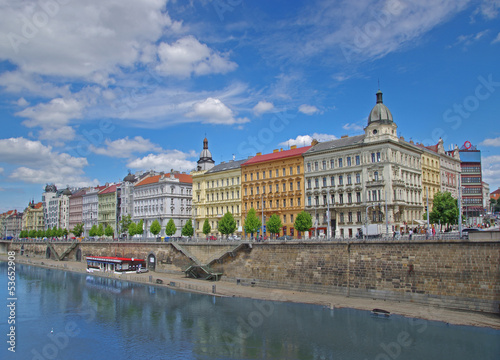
[373, 129, 378, 135]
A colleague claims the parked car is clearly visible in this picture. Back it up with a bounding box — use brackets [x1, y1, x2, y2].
[228, 235, 241, 240]
[277, 235, 293, 240]
[207, 236, 217, 240]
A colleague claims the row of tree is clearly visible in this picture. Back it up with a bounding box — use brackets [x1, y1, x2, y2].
[19, 226, 69, 239]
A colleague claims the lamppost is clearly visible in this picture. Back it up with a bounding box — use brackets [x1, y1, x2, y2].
[261, 194, 264, 240]
[327, 197, 331, 239]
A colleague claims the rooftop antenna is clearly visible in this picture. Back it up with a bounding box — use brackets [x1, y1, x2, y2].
[378, 78, 380, 89]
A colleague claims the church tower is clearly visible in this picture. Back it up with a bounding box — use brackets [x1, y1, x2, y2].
[197, 137, 215, 171]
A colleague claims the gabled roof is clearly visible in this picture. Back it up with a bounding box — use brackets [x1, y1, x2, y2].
[305, 135, 365, 154]
[491, 188, 500, 195]
[205, 159, 247, 174]
[135, 173, 193, 187]
[34, 202, 43, 209]
[70, 189, 87, 198]
[99, 184, 119, 195]
[242, 146, 312, 166]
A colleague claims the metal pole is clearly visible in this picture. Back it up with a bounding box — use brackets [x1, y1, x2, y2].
[458, 176, 462, 238]
[426, 187, 430, 236]
[261, 194, 264, 239]
[327, 197, 331, 239]
[385, 191, 388, 237]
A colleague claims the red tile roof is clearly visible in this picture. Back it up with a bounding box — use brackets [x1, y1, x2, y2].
[135, 173, 193, 187]
[99, 184, 119, 195]
[34, 202, 43, 209]
[242, 146, 312, 166]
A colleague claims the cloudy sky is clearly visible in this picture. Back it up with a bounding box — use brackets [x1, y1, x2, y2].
[1, 0, 499, 212]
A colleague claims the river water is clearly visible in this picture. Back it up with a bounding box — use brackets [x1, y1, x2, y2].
[1, 262, 499, 360]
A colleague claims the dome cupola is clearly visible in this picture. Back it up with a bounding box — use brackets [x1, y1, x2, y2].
[368, 90, 393, 125]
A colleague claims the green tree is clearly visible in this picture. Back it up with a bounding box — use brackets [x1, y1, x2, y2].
[150, 220, 161, 236]
[37, 229, 45, 238]
[182, 219, 194, 237]
[219, 212, 236, 237]
[294, 211, 312, 237]
[104, 225, 114, 237]
[56, 227, 63, 237]
[202, 219, 211, 236]
[128, 222, 137, 237]
[244, 208, 261, 238]
[165, 219, 177, 236]
[62, 228, 69, 237]
[429, 191, 459, 228]
[45, 227, 53, 237]
[494, 198, 500, 213]
[266, 214, 283, 238]
[136, 220, 144, 235]
[72, 223, 84, 237]
[119, 214, 133, 235]
[21, 230, 28, 238]
[89, 225, 97, 237]
[96, 224, 104, 237]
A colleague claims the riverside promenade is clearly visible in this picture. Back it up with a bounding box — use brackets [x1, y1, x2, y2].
[3, 254, 499, 330]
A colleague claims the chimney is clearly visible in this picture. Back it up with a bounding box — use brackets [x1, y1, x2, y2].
[341, 135, 348, 139]
[291, 145, 297, 150]
[273, 149, 279, 153]
[280, 148, 283, 152]
[256, 152, 262, 156]
[311, 139, 319, 146]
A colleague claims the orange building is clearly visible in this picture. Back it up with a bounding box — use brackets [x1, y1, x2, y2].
[241, 145, 311, 238]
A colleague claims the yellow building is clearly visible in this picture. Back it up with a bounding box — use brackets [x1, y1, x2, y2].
[22, 201, 44, 232]
[241, 145, 311, 238]
[193, 159, 245, 237]
[417, 144, 441, 213]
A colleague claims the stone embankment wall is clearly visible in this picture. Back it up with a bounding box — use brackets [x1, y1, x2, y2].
[6, 240, 500, 313]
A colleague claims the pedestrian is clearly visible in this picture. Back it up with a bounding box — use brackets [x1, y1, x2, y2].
[393, 231, 396, 239]
[409, 229, 413, 240]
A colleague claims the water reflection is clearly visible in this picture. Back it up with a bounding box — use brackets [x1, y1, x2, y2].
[0, 263, 498, 360]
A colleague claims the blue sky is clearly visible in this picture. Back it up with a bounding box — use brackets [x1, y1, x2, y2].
[1, 0, 500, 213]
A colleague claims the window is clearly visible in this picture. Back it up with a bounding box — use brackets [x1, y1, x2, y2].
[357, 211, 361, 223]
[331, 176, 335, 186]
[283, 183, 286, 191]
[308, 196, 312, 206]
[371, 153, 376, 163]
[347, 174, 352, 185]
[315, 196, 319, 206]
[347, 193, 352, 204]
[269, 185, 272, 193]
[276, 184, 279, 192]
[283, 199, 286, 207]
[314, 162, 318, 171]
[297, 198, 301, 206]
[297, 165, 300, 174]
[290, 182, 293, 191]
[330, 159, 335, 169]
[297, 181, 300, 190]
[269, 170, 272, 178]
[276, 200, 279, 208]
[283, 168, 286, 176]
[250, 188, 253, 195]
[356, 192, 361, 203]
[356, 173, 360, 184]
[256, 186, 259, 194]
[331, 194, 335, 204]
[377, 152, 381, 162]
[307, 163, 311, 172]
[244, 174, 247, 181]
[323, 177, 327, 187]
[262, 171, 265, 179]
[348, 212, 353, 223]
[283, 214, 287, 223]
[339, 175, 343, 185]
[290, 198, 293, 206]
[347, 157, 351, 166]
[250, 173, 253, 180]
[290, 166, 293, 175]
[307, 179, 311, 189]
[315, 178, 319, 188]
[338, 158, 343, 168]
[374, 171, 379, 181]
[323, 195, 327, 205]
[355, 155, 360, 165]
[257, 172, 259, 180]
[322, 160, 326, 169]
[339, 194, 344, 204]
[276, 169, 279, 177]
[340, 212, 344, 223]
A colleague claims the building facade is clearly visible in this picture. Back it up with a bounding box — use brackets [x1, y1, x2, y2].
[82, 186, 105, 236]
[69, 189, 86, 232]
[304, 90, 424, 238]
[133, 172, 193, 238]
[22, 201, 44, 233]
[241, 145, 311, 238]
[459, 143, 483, 225]
[193, 159, 245, 237]
[416, 145, 441, 213]
[98, 183, 120, 235]
[42, 184, 58, 230]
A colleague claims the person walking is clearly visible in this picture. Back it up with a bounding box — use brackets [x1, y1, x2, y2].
[409, 229, 413, 240]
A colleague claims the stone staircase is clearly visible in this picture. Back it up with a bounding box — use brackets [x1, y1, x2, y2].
[58, 241, 78, 260]
[171, 242, 202, 266]
[206, 242, 251, 266]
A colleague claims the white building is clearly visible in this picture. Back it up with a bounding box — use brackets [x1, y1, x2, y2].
[304, 90, 424, 238]
[42, 184, 58, 230]
[82, 186, 105, 236]
[133, 172, 193, 238]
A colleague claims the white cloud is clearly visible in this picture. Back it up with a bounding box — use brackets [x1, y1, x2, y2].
[16, 97, 29, 106]
[16, 97, 85, 128]
[482, 155, 500, 189]
[253, 100, 274, 115]
[38, 126, 76, 145]
[298, 104, 320, 115]
[279, 133, 337, 147]
[472, 0, 500, 20]
[127, 151, 197, 172]
[480, 137, 500, 146]
[492, 32, 500, 44]
[90, 136, 163, 158]
[0, 167, 4, 175]
[0, 137, 94, 187]
[0, 71, 70, 97]
[0, 0, 180, 82]
[186, 97, 250, 125]
[451, 30, 489, 48]
[155, 36, 237, 77]
[342, 123, 363, 131]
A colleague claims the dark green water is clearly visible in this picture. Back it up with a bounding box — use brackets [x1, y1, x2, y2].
[1, 262, 499, 359]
